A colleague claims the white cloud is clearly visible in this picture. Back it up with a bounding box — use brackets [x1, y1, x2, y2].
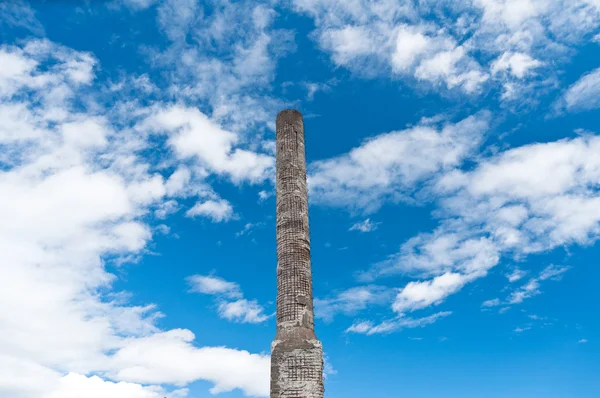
[437, 135, 600, 251]
[294, 0, 600, 99]
[319, 25, 380, 66]
[514, 326, 532, 333]
[391, 25, 432, 72]
[323, 20, 489, 92]
[506, 268, 527, 282]
[474, 0, 541, 28]
[258, 190, 272, 201]
[482, 298, 501, 307]
[362, 230, 500, 281]
[187, 275, 242, 299]
[346, 311, 451, 335]
[0, 357, 188, 398]
[527, 314, 545, 320]
[539, 264, 571, 281]
[218, 299, 270, 324]
[107, 329, 269, 395]
[0, 39, 95, 100]
[482, 265, 570, 308]
[349, 219, 380, 233]
[0, 0, 44, 35]
[155, 224, 171, 235]
[236, 222, 264, 237]
[0, 39, 270, 398]
[295, 1, 494, 92]
[309, 112, 490, 212]
[187, 274, 269, 324]
[46, 373, 187, 398]
[323, 355, 337, 379]
[154, 199, 179, 220]
[392, 273, 473, 313]
[303, 80, 332, 100]
[138, 106, 274, 184]
[414, 46, 489, 93]
[562, 67, 600, 112]
[491, 52, 543, 78]
[508, 279, 541, 304]
[164, 167, 191, 197]
[147, 0, 294, 133]
[186, 199, 234, 222]
[364, 129, 600, 314]
[578, 339, 588, 343]
[314, 285, 395, 322]
[114, 0, 157, 10]
[157, 0, 200, 41]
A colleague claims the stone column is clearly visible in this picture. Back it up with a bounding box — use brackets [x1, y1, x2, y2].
[270, 110, 324, 398]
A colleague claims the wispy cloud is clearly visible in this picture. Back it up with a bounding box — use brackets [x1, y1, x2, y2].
[482, 265, 571, 308]
[218, 299, 270, 324]
[258, 190, 272, 202]
[145, 0, 295, 133]
[187, 275, 242, 299]
[294, 0, 600, 101]
[349, 219, 380, 233]
[559, 67, 600, 112]
[347, 311, 452, 335]
[514, 325, 532, 333]
[309, 112, 491, 212]
[187, 274, 270, 324]
[186, 199, 235, 223]
[315, 285, 395, 322]
[114, 0, 157, 10]
[236, 222, 265, 237]
[0, 0, 44, 35]
[506, 268, 527, 283]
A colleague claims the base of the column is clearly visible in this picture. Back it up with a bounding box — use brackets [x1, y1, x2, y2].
[270, 338, 324, 398]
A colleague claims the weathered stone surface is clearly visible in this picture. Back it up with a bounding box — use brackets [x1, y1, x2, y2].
[271, 110, 324, 398]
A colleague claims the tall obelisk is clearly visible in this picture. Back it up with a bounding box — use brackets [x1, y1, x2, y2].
[271, 110, 324, 398]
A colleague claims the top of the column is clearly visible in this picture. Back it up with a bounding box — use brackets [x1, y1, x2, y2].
[276, 109, 303, 126]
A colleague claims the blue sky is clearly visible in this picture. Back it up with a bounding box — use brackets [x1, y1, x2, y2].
[1, 0, 599, 397]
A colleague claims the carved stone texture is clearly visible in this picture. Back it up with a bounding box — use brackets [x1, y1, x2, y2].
[271, 110, 324, 398]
